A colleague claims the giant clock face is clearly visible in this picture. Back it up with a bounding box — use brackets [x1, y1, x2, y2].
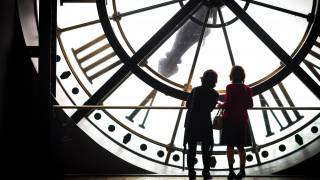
[48, 0, 320, 175]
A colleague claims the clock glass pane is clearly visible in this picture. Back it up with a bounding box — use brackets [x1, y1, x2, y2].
[105, 0, 312, 91]
[54, 0, 320, 175]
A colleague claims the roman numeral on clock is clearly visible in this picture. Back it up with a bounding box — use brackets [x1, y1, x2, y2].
[126, 89, 157, 128]
[304, 59, 320, 82]
[71, 35, 122, 83]
[259, 82, 304, 137]
[303, 38, 320, 83]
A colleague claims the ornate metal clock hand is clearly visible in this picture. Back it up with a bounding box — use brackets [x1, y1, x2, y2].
[158, 5, 218, 77]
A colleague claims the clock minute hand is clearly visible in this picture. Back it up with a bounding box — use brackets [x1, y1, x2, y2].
[133, 0, 203, 66]
[71, 0, 203, 123]
[223, 0, 320, 99]
[158, 5, 211, 77]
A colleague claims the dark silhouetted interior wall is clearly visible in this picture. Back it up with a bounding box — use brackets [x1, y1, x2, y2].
[0, 1, 149, 177]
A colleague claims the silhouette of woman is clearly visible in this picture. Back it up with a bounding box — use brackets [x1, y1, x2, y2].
[220, 65, 253, 179]
[184, 69, 219, 180]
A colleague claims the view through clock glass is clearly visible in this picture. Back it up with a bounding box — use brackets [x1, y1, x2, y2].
[53, 0, 320, 175]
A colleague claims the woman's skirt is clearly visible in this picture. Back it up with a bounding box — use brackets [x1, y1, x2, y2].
[220, 119, 252, 147]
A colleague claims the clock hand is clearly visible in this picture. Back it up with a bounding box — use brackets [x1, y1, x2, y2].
[71, 0, 203, 122]
[158, 5, 212, 77]
[212, 7, 218, 25]
[217, 7, 235, 66]
[186, 7, 211, 86]
[223, 0, 320, 99]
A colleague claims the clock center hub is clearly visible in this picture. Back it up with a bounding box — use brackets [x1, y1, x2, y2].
[204, 0, 224, 8]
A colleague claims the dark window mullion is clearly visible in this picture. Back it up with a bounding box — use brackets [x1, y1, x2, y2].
[217, 7, 235, 66]
[114, 0, 186, 19]
[240, 0, 309, 19]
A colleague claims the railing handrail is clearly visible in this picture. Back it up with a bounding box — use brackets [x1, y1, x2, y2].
[53, 105, 320, 110]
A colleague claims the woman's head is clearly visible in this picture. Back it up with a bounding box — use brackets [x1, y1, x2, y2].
[229, 65, 245, 83]
[201, 69, 218, 88]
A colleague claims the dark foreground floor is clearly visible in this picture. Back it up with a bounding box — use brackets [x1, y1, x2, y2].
[64, 175, 319, 180]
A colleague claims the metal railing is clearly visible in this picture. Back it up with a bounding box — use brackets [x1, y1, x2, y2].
[53, 105, 320, 110]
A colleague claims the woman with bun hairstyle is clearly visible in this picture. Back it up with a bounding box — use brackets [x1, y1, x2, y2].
[185, 69, 219, 180]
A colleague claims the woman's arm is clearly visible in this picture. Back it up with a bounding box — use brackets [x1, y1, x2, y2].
[222, 85, 231, 110]
[209, 91, 219, 112]
[186, 90, 193, 109]
[247, 86, 254, 109]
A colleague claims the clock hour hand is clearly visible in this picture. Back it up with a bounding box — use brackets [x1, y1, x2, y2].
[158, 5, 217, 77]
